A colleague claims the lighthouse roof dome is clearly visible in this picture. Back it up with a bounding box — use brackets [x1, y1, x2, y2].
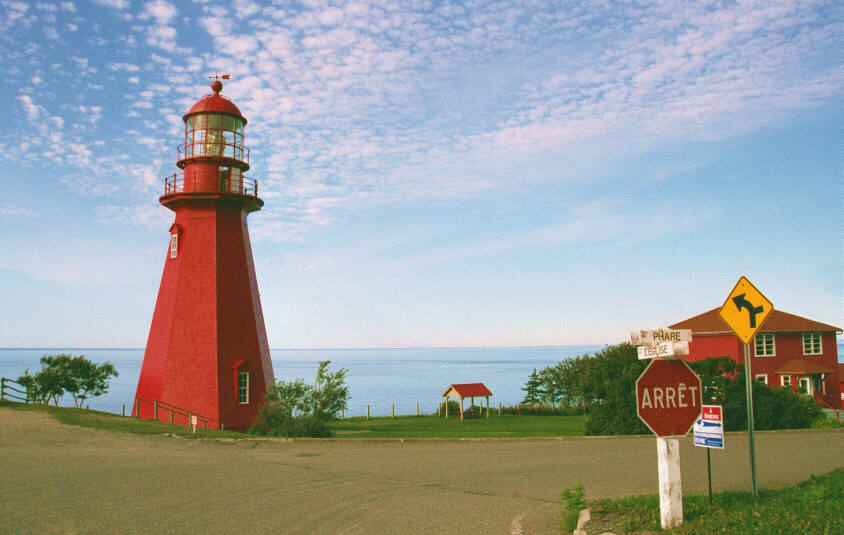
[183, 81, 247, 125]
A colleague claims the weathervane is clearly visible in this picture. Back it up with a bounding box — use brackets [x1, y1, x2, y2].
[208, 73, 231, 95]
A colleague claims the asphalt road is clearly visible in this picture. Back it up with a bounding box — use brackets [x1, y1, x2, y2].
[1, 408, 841, 534]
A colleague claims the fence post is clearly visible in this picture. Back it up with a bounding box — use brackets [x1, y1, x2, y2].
[499, 401, 502, 415]
[153, 400, 158, 421]
[221, 423, 224, 430]
[341, 408, 344, 420]
[122, 404, 125, 417]
[135, 398, 140, 418]
[392, 404, 395, 418]
[169, 410, 174, 424]
[1, 378, 5, 400]
[416, 402, 419, 416]
[367, 405, 370, 420]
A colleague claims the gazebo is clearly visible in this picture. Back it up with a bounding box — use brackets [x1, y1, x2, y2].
[442, 383, 493, 420]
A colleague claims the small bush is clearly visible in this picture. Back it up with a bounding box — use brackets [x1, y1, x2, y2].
[249, 413, 332, 438]
[500, 404, 582, 416]
[438, 400, 460, 417]
[559, 482, 585, 533]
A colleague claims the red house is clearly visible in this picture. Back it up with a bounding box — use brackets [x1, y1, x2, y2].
[670, 308, 841, 410]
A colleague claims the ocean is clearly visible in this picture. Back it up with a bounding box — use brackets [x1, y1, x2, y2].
[0, 346, 603, 417]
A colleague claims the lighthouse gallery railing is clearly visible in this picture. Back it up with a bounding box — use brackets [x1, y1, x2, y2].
[164, 173, 259, 197]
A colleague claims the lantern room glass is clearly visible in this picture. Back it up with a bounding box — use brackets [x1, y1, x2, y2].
[184, 113, 244, 161]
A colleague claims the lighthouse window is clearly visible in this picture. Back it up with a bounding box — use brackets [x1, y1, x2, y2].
[207, 114, 222, 129]
[169, 233, 178, 258]
[238, 371, 249, 404]
[223, 115, 236, 131]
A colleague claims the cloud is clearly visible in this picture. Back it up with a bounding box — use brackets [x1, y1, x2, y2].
[91, 0, 128, 9]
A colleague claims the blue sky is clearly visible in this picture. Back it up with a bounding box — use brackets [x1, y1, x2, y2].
[0, 0, 840, 348]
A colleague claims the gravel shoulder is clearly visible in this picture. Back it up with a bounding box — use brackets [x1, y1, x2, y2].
[1, 407, 841, 534]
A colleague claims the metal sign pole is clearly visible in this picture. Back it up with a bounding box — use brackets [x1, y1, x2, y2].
[743, 342, 758, 496]
[706, 448, 712, 505]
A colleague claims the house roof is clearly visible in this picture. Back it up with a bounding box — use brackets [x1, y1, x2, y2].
[670, 308, 842, 335]
[775, 359, 835, 375]
[442, 383, 493, 397]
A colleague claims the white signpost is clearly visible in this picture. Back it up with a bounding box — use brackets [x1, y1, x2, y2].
[631, 327, 699, 529]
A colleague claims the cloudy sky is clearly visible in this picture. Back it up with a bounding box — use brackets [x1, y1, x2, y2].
[0, 0, 840, 348]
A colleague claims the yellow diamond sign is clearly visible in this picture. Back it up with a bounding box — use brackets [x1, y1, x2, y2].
[719, 276, 774, 344]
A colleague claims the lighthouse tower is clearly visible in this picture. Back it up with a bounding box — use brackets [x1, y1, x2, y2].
[135, 78, 274, 431]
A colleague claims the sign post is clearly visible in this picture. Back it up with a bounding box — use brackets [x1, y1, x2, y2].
[632, 343, 702, 530]
[693, 405, 725, 504]
[718, 276, 772, 496]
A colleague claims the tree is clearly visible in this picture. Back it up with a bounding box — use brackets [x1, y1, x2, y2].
[312, 360, 349, 421]
[250, 360, 349, 437]
[16, 354, 118, 407]
[521, 368, 544, 405]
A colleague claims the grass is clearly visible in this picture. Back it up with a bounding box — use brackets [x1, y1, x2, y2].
[586, 468, 844, 534]
[1, 399, 586, 439]
[326, 413, 586, 438]
[0, 399, 244, 439]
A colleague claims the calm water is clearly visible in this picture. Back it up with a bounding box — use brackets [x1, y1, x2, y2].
[0, 346, 603, 417]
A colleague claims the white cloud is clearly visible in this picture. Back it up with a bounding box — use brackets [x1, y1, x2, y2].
[143, 0, 176, 23]
[91, 0, 128, 9]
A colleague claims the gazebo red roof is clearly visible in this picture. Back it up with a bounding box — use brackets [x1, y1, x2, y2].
[775, 359, 835, 376]
[670, 308, 841, 335]
[442, 383, 493, 397]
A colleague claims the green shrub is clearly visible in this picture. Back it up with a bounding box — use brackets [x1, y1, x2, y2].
[559, 482, 585, 533]
[438, 400, 460, 417]
[500, 404, 582, 416]
[249, 360, 348, 437]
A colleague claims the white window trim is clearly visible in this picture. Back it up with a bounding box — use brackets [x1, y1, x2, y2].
[802, 333, 822, 355]
[754, 333, 775, 357]
[238, 371, 249, 404]
[754, 374, 768, 385]
[170, 233, 178, 259]
[781, 375, 791, 387]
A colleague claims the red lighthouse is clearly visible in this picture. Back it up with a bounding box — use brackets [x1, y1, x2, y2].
[134, 78, 274, 430]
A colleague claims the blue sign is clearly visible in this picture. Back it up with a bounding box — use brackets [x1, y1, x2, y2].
[693, 404, 725, 449]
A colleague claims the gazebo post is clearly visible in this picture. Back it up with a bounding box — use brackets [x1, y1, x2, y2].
[445, 395, 449, 419]
[486, 396, 489, 418]
[460, 396, 464, 420]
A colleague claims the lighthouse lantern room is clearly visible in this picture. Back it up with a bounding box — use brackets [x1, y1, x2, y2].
[134, 78, 275, 431]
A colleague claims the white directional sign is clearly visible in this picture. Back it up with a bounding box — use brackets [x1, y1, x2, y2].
[637, 341, 690, 360]
[631, 329, 692, 345]
[693, 405, 724, 449]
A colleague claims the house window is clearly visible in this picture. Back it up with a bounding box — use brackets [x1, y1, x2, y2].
[802, 333, 822, 355]
[798, 377, 811, 395]
[237, 371, 249, 404]
[755, 374, 767, 385]
[781, 375, 791, 387]
[754, 333, 775, 356]
[169, 233, 178, 258]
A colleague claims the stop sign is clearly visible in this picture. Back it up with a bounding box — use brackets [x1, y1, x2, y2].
[636, 358, 702, 437]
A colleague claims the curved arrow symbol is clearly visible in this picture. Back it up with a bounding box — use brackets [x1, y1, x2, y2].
[732, 293, 764, 328]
